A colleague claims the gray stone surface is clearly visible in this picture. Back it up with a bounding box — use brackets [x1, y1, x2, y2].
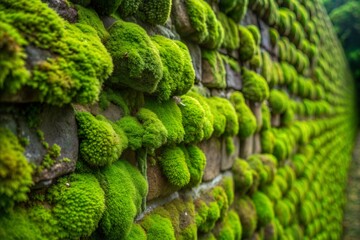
[199, 137, 222, 182]
[253, 133, 261, 154]
[89, 102, 124, 122]
[271, 113, 281, 127]
[250, 102, 262, 131]
[259, 20, 271, 52]
[171, 0, 195, 37]
[185, 40, 202, 83]
[44, 0, 78, 23]
[221, 136, 240, 171]
[225, 63, 242, 90]
[240, 136, 254, 159]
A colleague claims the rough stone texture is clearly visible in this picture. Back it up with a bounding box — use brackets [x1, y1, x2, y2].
[271, 113, 281, 127]
[225, 63, 242, 90]
[89, 102, 124, 122]
[240, 136, 254, 159]
[199, 137, 222, 182]
[0, 104, 78, 187]
[221, 136, 240, 171]
[44, 0, 78, 23]
[185, 40, 202, 83]
[253, 133, 261, 154]
[171, 0, 195, 36]
[202, 59, 216, 88]
[250, 102, 262, 130]
[259, 20, 271, 52]
[241, 10, 258, 26]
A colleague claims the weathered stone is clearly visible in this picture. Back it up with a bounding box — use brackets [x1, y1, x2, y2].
[199, 137, 222, 182]
[210, 89, 226, 97]
[44, 0, 78, 23]
[202, 60, 216, 88]
[259, 20, 272, 52]
[89, 102, 124, 122]
[250, 102, 262, 130]
[185, 40, 202, 83]
[253, 133, 261, 154]
[241, 10, 259, 26]
[271, 113, 281, 127]
[240, 136, 254, 159]
[171, 0, 195, 37]
[102, 16, 117, 29]
[225, 63, 242, 90]
[0, 104, 78, 188]
[221, 136, 240, 171]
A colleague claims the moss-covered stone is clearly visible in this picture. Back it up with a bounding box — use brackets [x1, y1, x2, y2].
[124, 224, 147, 240]
[141, 213, 176, 239]
[242, 68, 269, 102]
[185, 145, 206, 187]
[252, 191, 274, 227]
[232, 158, 253, 195]
[269, 90, 289, 114]
[234, 196, 257, 238]
[137, 0, 172, 25]
[76, 5, 109, 41]
[238, 26, 256, 62]
[116, 116, 144, 150]
[215, 210, 242, 240]
[105, 20, 163, 93]
[202, 50, 226, 89]
[91, 0, 122, 15]
[217, 13, 240, 50]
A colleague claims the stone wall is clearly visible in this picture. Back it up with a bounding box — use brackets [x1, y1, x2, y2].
[0, 0, 356, 239]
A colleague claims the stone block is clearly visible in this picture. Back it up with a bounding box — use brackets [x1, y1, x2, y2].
[240, 136, 254, 159]
[271, 113, 281, 127]
[199, 137, 222, 182]
[225, 63, 242, 90]
[253, 133, 261, 154]
[185, 40, 202, 83]
[221, 136, 240, 171]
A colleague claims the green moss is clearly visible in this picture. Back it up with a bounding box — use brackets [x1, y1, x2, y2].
[159, 146, 190, 188]
[230, 92, 257, 138]
[273, 139, 287, 162]
[225, 136, 235, 155]
[227, 0, 249, 22]
[116, 116, 144, 150]
[185, 0, 224, 49]
[47, 173, 105, 239]
[202, 50, 226, 88]
[218, 13, 240, 50]
[179, 95, 207, 143]
[185, 145, 206, 187]
[252, 191, 274, 227]
[261, 130, 275, 153]
[282, 108, 295, 127]
[124, 224, 147, 240]
[275, 200, 291, 226]
[241, 68, 269, 102]
[145, 99, 185, 144]
[206, 98, 226, 137]
[247, 25, 261, 46]
[234, 196, 257, 238]
[136, 107, 168, 150]
[76, 112, 127, 167]
[151, 36, 195, 101]
[137, 0, 172, 25]
[118, 0, 141, 18]
[91, 0, 122, 15]
[261, 183, 282, 202]
[269, 28, 279, 46]
[221, 176, 235, 205]
[105, 20, 163, 94]
[232, 158, 253, 195]
[0, 127, 33, 209]
[76, 5, 109, 41]
[269, 90, 289, 114]
[97, 160, 147, 239]
[247, 155, 269, 186]
[238, 26, 256, 62]
[216, 210, 242, 240]
[141, 214, 176, 239]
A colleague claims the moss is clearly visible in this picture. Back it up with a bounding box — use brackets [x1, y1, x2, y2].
[185, 145, 206, 187]
[221, 176, 235, 205]
[105, 20, 163, 94]
[116, 116, 144, 150]
[202, 50, 226, 88]
[118, 0, 141, 18]
[76, 5, 109, 41]
[261, 104, 271, 130]
[261, 183, 282, 202]
[247, 25, 261, 46]
[141, 213, 176, 239]
[159, 146, 190, 188]
[282, 108, 295, 127]
[136, 107, 168, 150]
[185, 0, 224, 49]
[0, 127, 33, 209]
[261, 130, 275, 153]
[273, 139, 287, 162]
[151, 36, 195, 101]
[252, 191, 274, 227]
[247, 155, 269, 186]
[234, 196, 257, 238]
[238, 26, 256, 62]
[230, 92, 257, 138]
[241, 68, 269, 102]
[216, 210, 242, 240]
[217, 13, 240, 50]
[76, 112, 127, 167]
[227, 0, 249, 22]
[275, 200, 291, 227]
[225, 136, 235, 155]
[269, 90, 289, 114]
[97, 160, 147, 239]
[179, 95, 207, 143]
[137, 0, 172, 25]
[124, 224, 147, 240]
[232, 158, 253, 195]
[91, 0, 122, 15]
[145, 99, 185, 144]
[269, 28, 279, 46]
[47, 173, 105, 239]
[206, 96, 238, 137]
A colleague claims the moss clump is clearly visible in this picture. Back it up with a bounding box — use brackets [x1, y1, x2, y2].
[230, 92, 257, 138]
[47, 173, 105, 239]
[136, 108, 168, 150]
[105, 20, 163, 94]
[275, 200, 291, 226]
[241, 68, 269, 102]
[116, 116, 144, 150]
[159, 146, 190, 188]
[247, 25, 261, 46]
[221, 176, 235, 205]
[185, 0, 224, 49]
[137, 0, 172, 25]
[76, 112, 127, 167]
[76, 5, 109, 41]
[202, 50, 226, 89]
[238, 26, 256, 62]
[227, 0, 249, 23]
[91, 0, 122, 15]
[97, 160, 147, 239]
[232, 158, 253, 195]
[217, 13, 240, 50]
[215, 210, 242, 240]
[151, 36, 195, 101]
[252, 191, 274, 227]
[145, 99, 185, 144]
[0, 127, 33, 209]
[179, 95, 207, 143]
[269, 28, 279, 46]
[185, 145, 206, 187]
[124, 224, 147, 240]
[261, 130, 275, 153]
[269, 90, 289, 114]
[234, 196, 257, 238]
[141, 214, 176, 240]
